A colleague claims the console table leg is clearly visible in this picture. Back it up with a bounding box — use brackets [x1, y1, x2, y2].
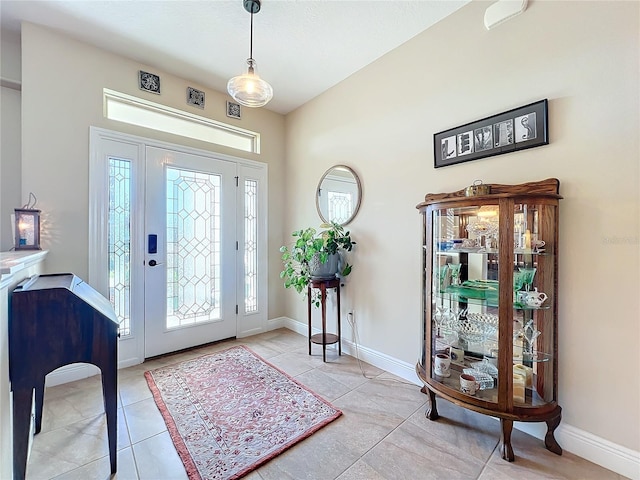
[500, 418, 515, 462]
[545, 412, 563, 456]
[34, 379, 45, 434]
[101, 361, 118, 474]
[12, 387, 32, 480]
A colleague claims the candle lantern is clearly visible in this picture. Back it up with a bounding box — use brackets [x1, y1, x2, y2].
[14, 208, 41, 250]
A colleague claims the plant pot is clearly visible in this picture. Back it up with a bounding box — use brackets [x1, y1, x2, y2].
[309, 253, 339, 280]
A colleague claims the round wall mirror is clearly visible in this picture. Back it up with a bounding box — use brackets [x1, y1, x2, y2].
[316, 165, 362, 226]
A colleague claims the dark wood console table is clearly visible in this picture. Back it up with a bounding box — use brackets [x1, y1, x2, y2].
[307, 277, 341, 362]
[9, 273, 118, 479]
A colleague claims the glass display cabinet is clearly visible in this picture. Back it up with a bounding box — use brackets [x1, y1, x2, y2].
[415, 179, 562, 461]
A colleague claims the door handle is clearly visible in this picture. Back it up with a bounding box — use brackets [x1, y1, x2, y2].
[148, 260, 162, 267]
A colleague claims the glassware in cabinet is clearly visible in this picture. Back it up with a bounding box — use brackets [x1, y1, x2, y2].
[416, 179, 562, 461]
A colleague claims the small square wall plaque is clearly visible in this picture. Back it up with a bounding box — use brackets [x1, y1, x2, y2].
[139, 70, 160, 94]
[227, 101, 241, 119]
[187, 87, 205, 108]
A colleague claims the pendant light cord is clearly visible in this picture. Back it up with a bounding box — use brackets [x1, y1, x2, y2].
[247, 9, 255, 74]
[249, 11, 254, 60]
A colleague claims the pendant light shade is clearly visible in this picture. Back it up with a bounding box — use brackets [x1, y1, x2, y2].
[227, 0, 273, 108]
[227, 59, 273, 108]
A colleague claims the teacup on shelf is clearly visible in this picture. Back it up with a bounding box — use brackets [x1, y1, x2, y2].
[523, 289, 547, 307]
[434, 353, 451, 377]
[459, 374, 480, 396]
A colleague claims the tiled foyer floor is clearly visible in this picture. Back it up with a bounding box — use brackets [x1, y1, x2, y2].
[25, 328, 625, 480]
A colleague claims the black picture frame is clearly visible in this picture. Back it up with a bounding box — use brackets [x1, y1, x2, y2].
[139, 70, 161, 94]
[226, 101, 242, 120]
[434, 99, 548, 168]
[187, 87, 205, 108]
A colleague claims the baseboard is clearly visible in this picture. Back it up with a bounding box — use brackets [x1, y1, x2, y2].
[45, 364, 100, 388]
[266, 316, 286, 331]
[281, 317, 639, 479]
[118, 356, 142, 370]
[343, 338, 422, 385]
[283, 317, 422, 385]
[512, 421, 640, 480]
[46, 318, 289, 386]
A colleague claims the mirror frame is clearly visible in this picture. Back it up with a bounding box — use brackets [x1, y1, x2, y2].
[316, 165, 362, 226]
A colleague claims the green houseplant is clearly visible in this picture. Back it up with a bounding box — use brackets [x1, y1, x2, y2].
[280, 222, 355, 305]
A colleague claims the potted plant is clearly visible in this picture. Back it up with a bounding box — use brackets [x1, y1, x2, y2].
[280, 222, 355, 305]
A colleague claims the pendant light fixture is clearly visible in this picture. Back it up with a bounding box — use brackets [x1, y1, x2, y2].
[227, 0, 273, 108]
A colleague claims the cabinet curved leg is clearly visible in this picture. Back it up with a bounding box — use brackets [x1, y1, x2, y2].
[422, 386, 439, 420]
[500, 418, 515, 462]
[545, 413, 563, 455]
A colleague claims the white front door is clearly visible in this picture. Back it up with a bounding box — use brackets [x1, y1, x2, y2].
[89, 128, 268, 367]
[144, 146, 237, 357]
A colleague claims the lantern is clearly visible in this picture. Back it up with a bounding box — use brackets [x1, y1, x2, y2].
[14, 208, 41, 250]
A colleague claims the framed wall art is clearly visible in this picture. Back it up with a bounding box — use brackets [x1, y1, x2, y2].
[187, 87, 205, 108]
[434, 99, 548, 168]
[139, 70, 160, 94]
[226, 101, 241, 120]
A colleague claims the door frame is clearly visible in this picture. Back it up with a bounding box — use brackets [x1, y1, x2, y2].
[88, 127, 268, 368]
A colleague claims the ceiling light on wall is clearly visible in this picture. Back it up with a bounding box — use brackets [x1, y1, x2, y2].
[227, 0, 273, 108]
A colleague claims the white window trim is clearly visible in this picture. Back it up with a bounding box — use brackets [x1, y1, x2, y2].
[103, 89, 261, 153]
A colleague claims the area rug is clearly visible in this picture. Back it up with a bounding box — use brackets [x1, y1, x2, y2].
[144, 345, 342, 480]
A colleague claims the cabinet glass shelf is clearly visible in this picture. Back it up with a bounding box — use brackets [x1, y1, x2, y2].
[433, 293, 552, 310]
[429, 248, 551, 257]
[434, 368, 551, 408]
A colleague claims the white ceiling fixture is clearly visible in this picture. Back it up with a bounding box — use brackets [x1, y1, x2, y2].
[0, 1, 471, 114]
[227, 0, 273, 108]
[484, 0, 528, 30]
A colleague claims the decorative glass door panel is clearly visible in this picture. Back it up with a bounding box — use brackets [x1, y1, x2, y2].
[165, 167, 222, 328]
[512, 202, 556, 405]
[145, 146, 237, 357]
[108, 157, 132, 337]
[243, 179, 258, 313]
[430, 204, 501, 404]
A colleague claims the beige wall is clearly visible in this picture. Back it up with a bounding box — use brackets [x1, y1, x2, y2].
[1, 29, 23, 251]
[284, 0, 639, 452]
[12, 0, 640, 464]
[0, 86, 21, 250]
[20, 23, 286, 319]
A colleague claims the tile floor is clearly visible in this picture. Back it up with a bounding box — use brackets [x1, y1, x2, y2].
[25, 328, 625, 480]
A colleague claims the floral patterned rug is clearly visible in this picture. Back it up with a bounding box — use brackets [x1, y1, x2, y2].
[144, 345, 342, 480]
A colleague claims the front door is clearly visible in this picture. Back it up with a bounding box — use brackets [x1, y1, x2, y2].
[90, 128, 268, 367]
[144, 146, 237, 357]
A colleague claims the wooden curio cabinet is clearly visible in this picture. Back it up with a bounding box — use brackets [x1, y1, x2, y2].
[416, 179, 562, 461]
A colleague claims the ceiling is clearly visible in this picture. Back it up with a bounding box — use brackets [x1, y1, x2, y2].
[1, 0, 470, 115]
